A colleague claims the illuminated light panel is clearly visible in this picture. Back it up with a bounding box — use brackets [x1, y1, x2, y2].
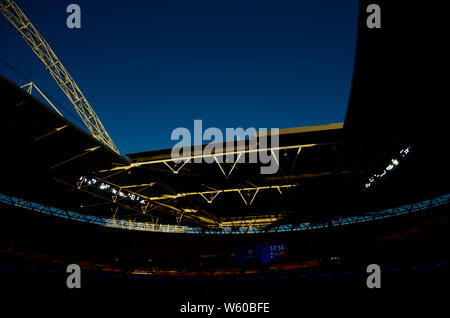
[78, 176, 146, 205]
[365, 146, 411, 188]
[182, 208, 198, 213]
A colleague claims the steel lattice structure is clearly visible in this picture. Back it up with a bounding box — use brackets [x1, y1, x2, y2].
[2, 192, 449, 234]
[0, 0, 120, 154]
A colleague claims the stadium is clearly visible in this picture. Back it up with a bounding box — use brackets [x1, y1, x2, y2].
[0, 0, 448, 312]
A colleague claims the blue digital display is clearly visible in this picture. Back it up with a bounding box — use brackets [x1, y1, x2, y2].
[235, 243, 287, 264]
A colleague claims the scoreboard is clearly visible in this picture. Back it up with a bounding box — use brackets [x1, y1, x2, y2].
[235, 243, 287, 264]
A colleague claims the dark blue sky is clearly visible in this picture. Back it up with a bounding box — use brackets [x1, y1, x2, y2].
[0, 0, 359, 154]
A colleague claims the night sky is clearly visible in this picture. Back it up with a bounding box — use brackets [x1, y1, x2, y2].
[0, 0, 359, 155]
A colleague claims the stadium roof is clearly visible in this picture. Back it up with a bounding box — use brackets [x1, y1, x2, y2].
[0, 72, 413, 230]
[1, 73, 363, 228]
[0, 1, 448, 231]
[0, 75, 128, 209]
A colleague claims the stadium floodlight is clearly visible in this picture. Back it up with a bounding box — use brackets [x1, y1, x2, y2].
[364, 146, 411, 189]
